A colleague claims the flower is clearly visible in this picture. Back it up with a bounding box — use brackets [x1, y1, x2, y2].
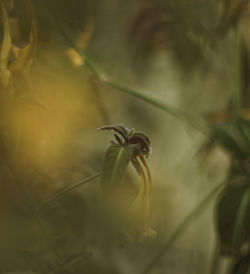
[99, 124, 156, 241]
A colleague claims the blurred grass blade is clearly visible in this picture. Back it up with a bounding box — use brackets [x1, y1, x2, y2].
[216, 184, 250, 255]
[218, 0, 247, 33]
[211, 119, 250, 158]
[142, 182, 225, 274]
[87, 56, 209, 136]
[59, 28, 209, 136]
[37, 172, 101, 212]
[106, 77, 209, 136]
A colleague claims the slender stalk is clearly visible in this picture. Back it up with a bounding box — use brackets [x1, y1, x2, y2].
[59, 29, 209, 137]
[234, 27, 242, 120]
[105, 77, 209, 136]
[142, 182, 225, 274]
[37, 172, 101, 213]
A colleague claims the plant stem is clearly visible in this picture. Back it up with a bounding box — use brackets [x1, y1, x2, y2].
[142, 182, 225, 274]
[59, 29, 209, 137]
[106, 77, 209, 136]
[37, 172, 101, 212]
[234, 27, 242, 120]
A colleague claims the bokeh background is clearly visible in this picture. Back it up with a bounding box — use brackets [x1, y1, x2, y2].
[0, 0, 249, 273]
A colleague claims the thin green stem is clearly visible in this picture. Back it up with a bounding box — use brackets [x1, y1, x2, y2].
[59, 29, 209, 137]
[142, 182, 225, 274]
[234, 27, 242, 120]
[37, 172, 101, 213]
[106, 78, 209, 136]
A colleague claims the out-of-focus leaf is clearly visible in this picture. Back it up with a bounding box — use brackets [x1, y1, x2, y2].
[218, 0, 248, 33]
[66, 16, 93, 67]
[211, 119, 250, 159]
[9, 0, 37, 73]
[0, 0, 12, 88]
[231, 254, 250, 274]
[101, 144, 132, 189]
[129, 0, 218, 72]
[237, 119, 250, 143]
[211, 123, 243, 157]
[215, 184, 250, 255]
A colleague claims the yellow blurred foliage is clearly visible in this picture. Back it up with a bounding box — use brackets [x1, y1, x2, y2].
[0, 58, 101, 173]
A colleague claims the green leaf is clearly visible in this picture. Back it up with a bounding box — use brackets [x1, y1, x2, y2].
[215, 184, 250, 255]
[101, 144, 132, 189]
[237, 119, 250, 145]
[211, 119, 250, 159]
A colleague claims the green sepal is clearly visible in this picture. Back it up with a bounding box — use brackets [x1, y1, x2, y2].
[101, 144, 132, 190]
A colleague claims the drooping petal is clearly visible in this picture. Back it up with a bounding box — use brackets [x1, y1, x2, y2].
[130, 156, 156, 240]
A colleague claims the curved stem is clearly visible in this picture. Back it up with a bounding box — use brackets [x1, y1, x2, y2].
[36, 172, 101, 213]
